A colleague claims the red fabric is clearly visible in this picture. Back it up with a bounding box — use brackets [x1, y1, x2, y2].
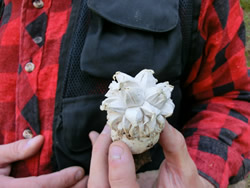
[184, 0, 250, 187]
[0, 0, 71, 176]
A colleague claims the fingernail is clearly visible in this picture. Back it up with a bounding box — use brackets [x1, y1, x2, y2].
[101, 125, 111, 134]
[75, 169, 84, 181]
[110, 145, 123, 160]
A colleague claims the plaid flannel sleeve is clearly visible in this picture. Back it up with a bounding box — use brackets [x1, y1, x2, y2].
[182, 0, 250, 187]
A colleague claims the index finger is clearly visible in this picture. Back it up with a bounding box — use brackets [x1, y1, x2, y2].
[88, 126, 112, 188]
[0, 136, 44, 166]
[159, 122, 194, 169]
[0, 166, 85, 188]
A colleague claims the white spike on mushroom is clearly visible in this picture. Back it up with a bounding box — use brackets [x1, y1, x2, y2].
[100, 69, 175, 154]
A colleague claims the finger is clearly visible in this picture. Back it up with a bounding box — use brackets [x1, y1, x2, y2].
[0, 135, 44, 166]
[11, 166, 85, 188]
[89, 131, 100, 145]
[0, 167, 85, 188]
[0, 176, 15, 188]
[88, 125, 112, 188]
[108, 141, 139, 188]
[159, 122, 195, 170]
[0, 165, 11, 176]
[37, 167, 85, 187]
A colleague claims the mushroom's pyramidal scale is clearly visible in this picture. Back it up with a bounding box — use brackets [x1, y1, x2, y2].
[100, 69, 175, 154]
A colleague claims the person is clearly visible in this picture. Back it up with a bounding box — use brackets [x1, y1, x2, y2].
[0, 0, 249, 187]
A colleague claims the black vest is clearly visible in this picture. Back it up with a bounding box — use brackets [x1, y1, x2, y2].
[52, 0, 202, 174]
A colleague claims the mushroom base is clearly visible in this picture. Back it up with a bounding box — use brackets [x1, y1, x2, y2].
[111, 130, 160, 154]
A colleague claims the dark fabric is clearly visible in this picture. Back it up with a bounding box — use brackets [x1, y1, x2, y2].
[62, 0, 111, 98]
[87, 0, 178, 32]
[0, 1, 10, 26]
[54, 95, 106, 172]
[229, 109, 248, 123]
[53, 0, 112, 172]
[219, 128, 238, 146]
[53, 0, 184, 174]
[212, 43, 229, 72]
[21, 95, 40, 134]
[198, 136, 228, 161]
[179, 0, 193, 69]
[238, 22, 246, 45]
[213, 82, 235, 96]
[213, 0, 229, 29]
[25, 12, 47, 47]
[229, 158, 250, 184]
[81, 0, 182, 81]
[180, 0, 204, 81]
[53, 0, 90, 171]
[0, 0, 3, 21]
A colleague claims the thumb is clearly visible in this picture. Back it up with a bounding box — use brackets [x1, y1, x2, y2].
[0, 135, 44, 166]
[159, 122, 193, 169]
[108, 141, 139, 188]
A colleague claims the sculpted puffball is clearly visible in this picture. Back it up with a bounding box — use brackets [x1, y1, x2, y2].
[100, 69, 175, 154]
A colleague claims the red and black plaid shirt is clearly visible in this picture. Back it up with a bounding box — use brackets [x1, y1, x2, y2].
[183, 0, 250, 187]
[0, 0, 72, 177]
[0, 0, 249, 187]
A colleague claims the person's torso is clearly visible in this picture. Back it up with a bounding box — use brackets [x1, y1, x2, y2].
[0, 0, 200, 176]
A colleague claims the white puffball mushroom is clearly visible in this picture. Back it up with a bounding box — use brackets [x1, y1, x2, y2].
[100, 69, 175, 154]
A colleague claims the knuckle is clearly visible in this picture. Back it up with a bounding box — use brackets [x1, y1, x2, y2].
[175, 130, 186, 149]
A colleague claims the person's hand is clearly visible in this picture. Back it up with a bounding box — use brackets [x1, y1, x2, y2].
[156, 122, 214, 188]
[88, 123, 215, 188]
[0, 135, 88, 188]
[88, 126, 139, 188]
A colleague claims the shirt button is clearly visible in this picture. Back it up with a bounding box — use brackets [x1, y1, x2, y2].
[25, 62, 35, 73]
[23, 128, 33, 139]
[33, 36, 43, 44]
[33, 0, 44, 9]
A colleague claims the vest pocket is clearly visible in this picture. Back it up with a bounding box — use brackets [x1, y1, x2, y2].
[80, 0, 182, 81]
[62, 94, 106, 152]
